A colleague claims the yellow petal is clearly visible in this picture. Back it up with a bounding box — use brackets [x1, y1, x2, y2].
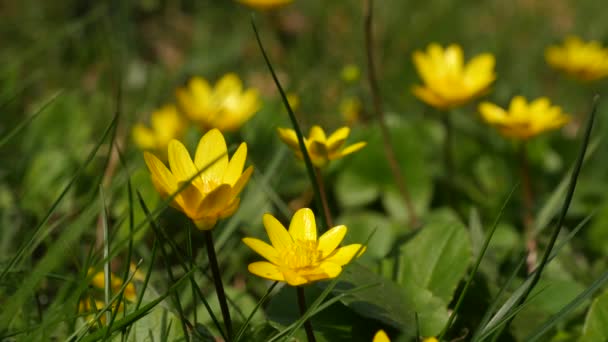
[412, 85, 450, 109]
[223, 143, 247, 186]
[215, 73, 242, 96]
[144, 152, 177, 196]
[263, 213, 293, 253]
[242, 237, 280, 263]
[231, 166, 253, 198]
[132, 124, 157, 150]
[336, 142, 367, 159]
[176, 181, 204, 215]
[219, 197, 241, 218]
[193, 216, 218, 230]
[373, 330, 390, 342]
[247, 261, 285, 282]
[199, 184, 232, 217]
[282, 268, 309, 286]
[309, 125, 327, 143]
[464, 53, 495, 86]
[194, 129, 228, 181]
[308, 140, 328, 160]
[317, 262, 342, 278]
[168, 140, 197, 182]
[479, 102, 507, 124]
[326, 127, 350, 151]
[324, 244, 366, 266]
[288, 208, 317, 242]
[444, 44, 464, 73]
[277, 128, 301, 150]
[317, 225, 347, 258]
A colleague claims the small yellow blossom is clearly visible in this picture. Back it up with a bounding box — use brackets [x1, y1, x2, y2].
[412, 43, 496, 109]
[143, 129, 253, 230]
[132, 105, 186, 155]
[546, 36, 608, 81]
[341, 64, 361, 83]
[176, 73, 261, 132]
[243, 208, 365, 286]
[88, 269, 137, 302]
[373, 330, 390, 342]
[479, 96, 570, 140]
[277, 126, 366, 168]
[236, 0, 293, 10]
[339, 97, 362, 125]
[422, 338, 439, 342]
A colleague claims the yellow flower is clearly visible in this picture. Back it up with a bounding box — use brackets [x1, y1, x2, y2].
[236, 0, 293, 10]
[277, 126, 366, 167]
[78, 299, 125, 325]
[412, 43, 496, 109]
[546, 36, 608, 81]
[132, 105, 186, 155]
[88, 268, 137, 302]
[422, 338, 439, 342]
[143, 129, 253, 230]
[479, 96, 570, 140]
[372, 330, 390, 342]
[243, 208, 365, 286]
[176, 74, 261, 132]
[341, 64, 361, 83]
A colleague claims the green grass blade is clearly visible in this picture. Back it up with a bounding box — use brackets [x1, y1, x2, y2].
[525, 269, 608, 341]
[0, 90, 63, 148]
[438, 185, 517, 339]
[251, 18, 330, 232]
[233, 281, 279, 342]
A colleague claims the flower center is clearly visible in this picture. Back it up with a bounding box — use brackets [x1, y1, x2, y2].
[279, 239, 321, 269]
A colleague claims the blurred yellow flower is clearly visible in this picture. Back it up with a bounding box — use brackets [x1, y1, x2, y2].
[143, 129, 253, 229]
[412, 43, 496, 109]
[340, 97, 362, 125]
[422, 338, 439, 342]
[88, 269, 137, 302]
[277, 126, 366, 167]
[479, 96, 570, 140]
[243, 208, 365, 286]
[176, 73, 261, 132]
[78, 299, 123, 325]
[372, 329, 390, 342]
[286, 92, 300, 111]
[546, 36, 608, 81]
[341, 64, 361, 83]
[132, 105, 186, 155]
[237, 0, 293, 10]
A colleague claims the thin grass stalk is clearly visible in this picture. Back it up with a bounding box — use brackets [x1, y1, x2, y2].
[251, 19, 331, 232]
[438, 185, 517, 339]
[297, 287, 317, 342]
[363, 0, 418, 228]
[233, 281, 279, 342]
[204, 231, 233, 341]
[100, 186, 112, 325]
[497, 95, 598, 338]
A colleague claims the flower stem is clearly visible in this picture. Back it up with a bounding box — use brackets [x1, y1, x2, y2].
[519, 142, 537, 273]
[315, 167, 334, 228]
[204, 230, 232, 340]
[296, 287, 317, 342]
[363, 0, 418, 228]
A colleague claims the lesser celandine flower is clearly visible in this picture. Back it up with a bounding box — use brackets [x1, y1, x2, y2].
[236, 0, 293, 10]
[132, 105, 186, 155]
[479, 96, 570, 140]
[412, 43, 496, 109]
[372, 330, 390, 342]
[242, 208, 365, 286]
[176, 73, 261, 132]
[143, 129, 253, 229]
[277, 126, 366, 167]
[546, 36, 608, 81]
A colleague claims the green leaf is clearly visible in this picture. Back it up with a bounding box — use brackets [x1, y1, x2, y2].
[338, 211, 399, 261]
[579, 289, 608, 341]
[398, 209, 472, 304]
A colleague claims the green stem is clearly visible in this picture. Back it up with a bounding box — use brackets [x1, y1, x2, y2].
[205, 230, 232, 340]
[441, 113, 454, 207]
[315, 167, 333, 228]
[296, 287, 317, 342]
[519, 142, 537, 273]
